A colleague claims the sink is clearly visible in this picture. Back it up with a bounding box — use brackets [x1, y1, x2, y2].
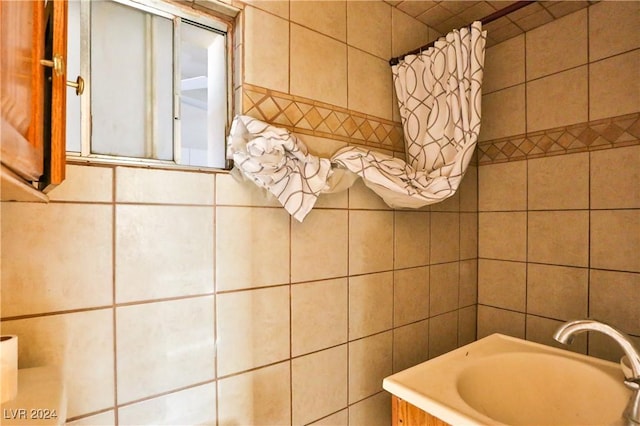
[383, 334, 631, 425]
[457, 352, 628, 425]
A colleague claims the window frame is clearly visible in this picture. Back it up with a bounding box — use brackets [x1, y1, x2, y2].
[68, 0, 237, 171]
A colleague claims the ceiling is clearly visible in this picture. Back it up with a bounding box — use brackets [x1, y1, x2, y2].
[385, 1, 596, 48]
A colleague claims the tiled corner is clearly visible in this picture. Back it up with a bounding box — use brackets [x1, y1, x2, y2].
[217, 361, 291, 426]
[483, 35, 524, 94]
[347, 1, 392, 59]
[428, 311, 458, 359]
[477, 305, 525, 339]
[216, 286, 289, 376]
[348, 47, 393, 121]
[460, 213, 478, 260]
[478, 212, 527, 261]
[459, 259, 478, 308]
[391, 7, 431, 58]
[349, 272, 393, 340]
[478, 160, 527, 211]
[116, 297, 215, 403]
[458, 305, 477, 347]
[478, 259, 526, 311]
[393, 320, 429, 373]
[429, 262, 459, 317]
[430, 213, 460, 264]
[291, 278, 348, 357]
[479, 85, 525, 142]
[292, 345, 348, 425]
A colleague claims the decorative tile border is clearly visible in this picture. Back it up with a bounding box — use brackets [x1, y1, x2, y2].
[241, 83, 405, 153]
[478, 113, 640, 165]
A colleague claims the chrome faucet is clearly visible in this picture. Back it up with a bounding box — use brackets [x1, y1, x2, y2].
[554, 319, 640, 425]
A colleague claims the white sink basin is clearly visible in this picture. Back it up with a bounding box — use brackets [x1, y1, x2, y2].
[383, 334, 630, 425]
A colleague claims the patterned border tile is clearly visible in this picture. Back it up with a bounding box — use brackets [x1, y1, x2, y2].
[241, 84, 405, 153]
[478, 113, 640, 165]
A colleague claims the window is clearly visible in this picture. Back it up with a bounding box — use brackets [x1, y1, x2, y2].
[66, 0, 234, 169]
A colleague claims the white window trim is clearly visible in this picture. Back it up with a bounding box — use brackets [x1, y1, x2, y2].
[68, 0, 239, 171]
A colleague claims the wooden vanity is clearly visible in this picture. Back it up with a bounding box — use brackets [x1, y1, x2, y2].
[392, 396, 450, 426]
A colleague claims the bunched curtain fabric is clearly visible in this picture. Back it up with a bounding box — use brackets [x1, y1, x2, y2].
[227, 22, 486, 222]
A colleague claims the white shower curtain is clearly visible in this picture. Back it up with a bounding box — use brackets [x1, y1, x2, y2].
[227, 22, 486, 222]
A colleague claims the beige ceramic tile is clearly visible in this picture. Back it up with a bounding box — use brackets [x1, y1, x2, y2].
[348, 48, 393, 120]
[217, 286, 289, 376]
[292, 345, 348, 425]
[216, 207, 290, 291]
[526, 66, 588, 132]
[241, 0, 289, 19]
[49, 164, 112, 202]
[589, 333, 640, 364]
[478, 85, 525, 141]
[459, 259, 477, 308]
[118, 383, 216, 426]
[525, 315, 587, 354]
[478, 212, 527, 261]
[477, 305, 525, 339]
[428, 311, 458, 359]
[525, 9, 587, 80]
[1, 310, 114, 418]
[291, 24, 347, 108]
[430, 190, 459, 212]
[527, 264, 588, 320]
[591, 146, 640, 209]
[1, 203, 112, 317]
[393, 267, 429, 326]
[528, 210, 589, 267]
[291, 278, 348, 356]
[391, 7, 431, 57]
[478, 161, 527, 211]
[460, 213, 478, 260]
[217, 361, 291, 426]
[347, 1, 392, 59]
[215, 173, 281, 207]
[243, 6, 289, 92]
[349, 272, 393, 339]
[393, 320, 429, 373]
[116, 297, 215, 403]
[429, 262, 459, 316]
[348, 332, 392, 403]
[348, 178, 392, 210]
[483, 35, 524, 94]
[310, 409, 348, 426]
[348, 392, 391, 426]
[115, 205, 214, 303]
[590, 270, 640, 335]
[590, 50, 640, 121]
[290, 0, 346, 41]
[544, 1, 589, 20]
[115, 167, 214, 204]
[430, 213, 460, 264]
[528, 152, 589, 210]
[66, 411, 115, 425]
[459, 165, 478, 212]
[394, 211, 429, 268]
[458, 305, 477, 346]
[591, 210, 640, 272]
[291, 209, 348, 283]
[349, 210, 394, 275]
[589, 1, 640, 62]
[478, 259, 526, 311]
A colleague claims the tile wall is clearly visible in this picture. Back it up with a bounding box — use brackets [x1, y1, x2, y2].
[477, 1, 640, 361]
[0, 1, 478, 425]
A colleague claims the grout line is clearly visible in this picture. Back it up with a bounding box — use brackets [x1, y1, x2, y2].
[111, 164, 119, 425]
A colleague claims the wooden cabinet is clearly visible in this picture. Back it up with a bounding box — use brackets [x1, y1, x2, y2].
[392, 396, 451, 426]
[1, 0, 68, 201]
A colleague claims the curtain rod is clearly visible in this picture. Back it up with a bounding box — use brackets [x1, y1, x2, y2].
[389, 0, 536, 66]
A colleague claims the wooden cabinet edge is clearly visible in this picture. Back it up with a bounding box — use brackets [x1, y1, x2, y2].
[392, 395, 451, 426]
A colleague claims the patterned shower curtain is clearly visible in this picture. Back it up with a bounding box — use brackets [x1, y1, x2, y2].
[227, 22, 486, 222]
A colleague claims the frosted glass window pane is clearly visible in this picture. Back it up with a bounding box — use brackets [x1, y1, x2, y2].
[179, 23, 226, 168]
[65, 0, 81, 153]
[90, 1, 173, 160]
